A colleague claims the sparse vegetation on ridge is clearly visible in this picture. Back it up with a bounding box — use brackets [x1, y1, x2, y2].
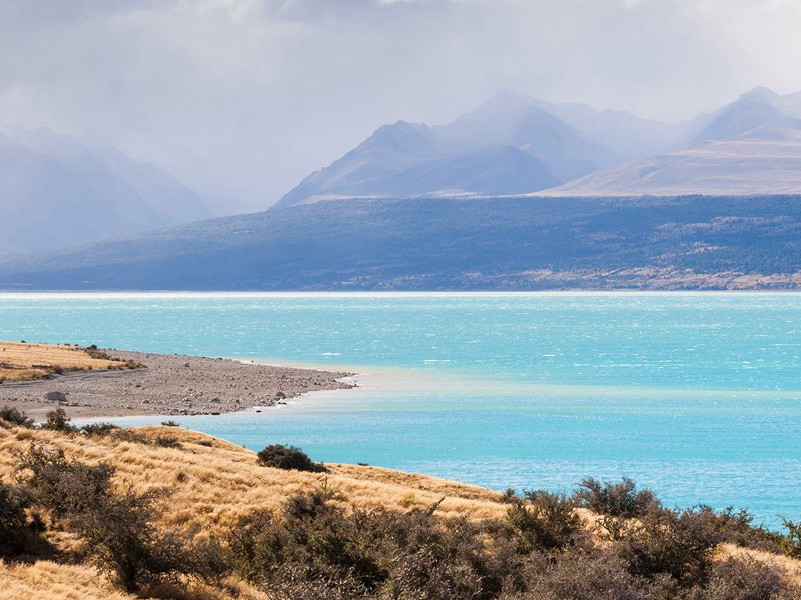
[1, 409, 801, 599]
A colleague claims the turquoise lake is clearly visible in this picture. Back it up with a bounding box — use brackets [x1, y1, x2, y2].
[2, 292, 800, 526]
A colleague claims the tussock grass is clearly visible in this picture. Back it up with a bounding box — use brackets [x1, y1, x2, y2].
[0, 341, 137, 382]
[3, 421, 801, 597]
[0, 424, 507, 537]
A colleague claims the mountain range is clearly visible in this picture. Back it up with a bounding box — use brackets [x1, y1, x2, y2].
[3, 87, 801, 290]
[279, 87, 801, 205]
[0, 127, 209, 253]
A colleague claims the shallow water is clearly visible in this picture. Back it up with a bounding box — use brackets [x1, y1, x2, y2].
[2, 292, 801, 526]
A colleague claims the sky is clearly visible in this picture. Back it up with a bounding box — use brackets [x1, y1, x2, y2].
[2, 0, 801, 214]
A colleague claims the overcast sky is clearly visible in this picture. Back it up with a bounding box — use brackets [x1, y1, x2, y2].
[2, 0, 801, 214]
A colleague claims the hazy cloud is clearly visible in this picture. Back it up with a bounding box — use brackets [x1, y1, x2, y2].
[1, 0, 800, 213]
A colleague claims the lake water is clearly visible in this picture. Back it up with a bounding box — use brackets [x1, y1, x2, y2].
[2, 292, 800, 527]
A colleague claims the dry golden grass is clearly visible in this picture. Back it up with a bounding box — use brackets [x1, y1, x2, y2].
[3, 422, 801, 597]
[0, 341, 132, 382]
[0, 424, 507, 535]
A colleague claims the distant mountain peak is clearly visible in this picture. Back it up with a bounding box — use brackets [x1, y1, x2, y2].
[738, 85, 780, 103]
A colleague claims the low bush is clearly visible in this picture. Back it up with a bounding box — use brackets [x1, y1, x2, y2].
[506, 490, 582, 553]
[80, 422, 120, 437]
[41, 406, 77, 433]
[154, 436, 181, 449]
[574, 477, 659, 518]
[0, 482, 44, 557]
[16, 444, 220, 592]
[699, 556, 783, 600]
[229, 490, 518, 599]
[0, 406, 34, 428]
[617, 507, 723, 587]
[697, 505, 783, 554]
[161, 420, 180, 427]
[257, 444, 327, 472]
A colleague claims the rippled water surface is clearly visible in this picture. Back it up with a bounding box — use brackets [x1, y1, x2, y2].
[2, 292, 800, 526]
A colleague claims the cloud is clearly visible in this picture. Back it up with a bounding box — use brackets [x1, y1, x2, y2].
[1, 0, 800, 213]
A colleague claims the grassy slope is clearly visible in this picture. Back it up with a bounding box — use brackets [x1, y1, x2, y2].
[3, 423, 801, 597]
[0, 341, 133, 382]
[0, 423, 506, 599]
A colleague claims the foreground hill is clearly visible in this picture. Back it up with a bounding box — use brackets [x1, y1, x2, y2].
[0, 127, 210, 253]
[2, 417, 801, 598]
[1, 195, 801, 290]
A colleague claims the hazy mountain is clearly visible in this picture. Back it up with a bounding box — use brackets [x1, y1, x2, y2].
[276, 91, 681, 207]
[543, 87, 801, 196]
[0, 127, 210, 253]
[2, 196, 801, 291]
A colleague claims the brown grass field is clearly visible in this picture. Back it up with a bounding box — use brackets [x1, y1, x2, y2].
[2, 421, 801, 598]
[0, 422, 507, 599]
[0, 341, 135, 382]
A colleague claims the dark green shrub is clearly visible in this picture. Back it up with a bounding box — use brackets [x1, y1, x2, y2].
[0, 406, 33, 428]
[16, 444, 214, 592]
[0, 482, 45, 557]
[506, 490, 582, 553]
[696, 505, 783, 554]
[17, 445, 114, 518]
[509, 549, 651, 600]
[257, 444, 326, 473]
[41, 406, 77, 433]
[80, 422, 120, 437]
[617, 507, 723, 587]
[574, 477, 659, 518]
[230, 490, 518, 599]
[161, 420, 179, 427]
[154, 436, 181, 449]
[697, 556, 783, 600]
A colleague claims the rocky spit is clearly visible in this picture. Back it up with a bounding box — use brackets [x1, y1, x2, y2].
[0, 349, 355, 420]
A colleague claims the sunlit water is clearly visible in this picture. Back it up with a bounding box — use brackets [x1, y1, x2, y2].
[2, 292, 801, 526]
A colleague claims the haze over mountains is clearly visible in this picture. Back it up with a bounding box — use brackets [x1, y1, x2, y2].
[0, 127, 209, 253]
[3, 86, 801, 291]
[279, 87, 801, 206]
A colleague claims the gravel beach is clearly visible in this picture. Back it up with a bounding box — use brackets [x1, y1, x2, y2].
[0, 349, 355, 420]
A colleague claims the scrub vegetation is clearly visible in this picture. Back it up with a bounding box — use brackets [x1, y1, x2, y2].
[2, 407, 801, 599]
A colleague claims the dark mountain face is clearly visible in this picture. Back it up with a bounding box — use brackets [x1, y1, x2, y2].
[3, 196, 801, 291]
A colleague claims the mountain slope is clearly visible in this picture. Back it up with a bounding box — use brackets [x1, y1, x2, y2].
[0, 128, 210, 253]
[544, 87, 801, 196]
[275, 91, 679, 206]
[2, 196, 801, 291]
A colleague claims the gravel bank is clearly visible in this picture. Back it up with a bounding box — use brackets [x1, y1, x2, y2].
[0, 349, 355, 420]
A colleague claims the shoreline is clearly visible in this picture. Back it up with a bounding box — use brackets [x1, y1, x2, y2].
[0, 348, 356, 420]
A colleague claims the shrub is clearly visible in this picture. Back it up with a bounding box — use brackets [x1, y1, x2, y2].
[699, 556, 783, 600]
[0, 406, 34, 428]
[257, 444, 326, 472]
[506, 490, 582, 553]
[80, 422, 120, 437]
[574, 477, 659, 518]
[509, 549, 651, 600]
[617, 507, 723, 587]
[696, 505, 783, 554]
[161, 420, 179, 427]
[17, 445, 114, 518]
[230, 490, 518, 599]
[0, 482, 44, 557]
[16, 444, 216, 592]
[41, 406, 77, 433]
[154, 436, 181, 449]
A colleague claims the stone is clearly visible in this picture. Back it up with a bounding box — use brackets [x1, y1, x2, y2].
[45, 391, 67, 403]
